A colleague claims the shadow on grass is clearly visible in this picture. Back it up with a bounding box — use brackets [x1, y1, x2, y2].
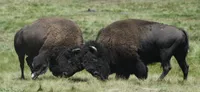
[12, 75, 57, 81]
[68, 77, 89, 82]
[12, 77, 30, 81]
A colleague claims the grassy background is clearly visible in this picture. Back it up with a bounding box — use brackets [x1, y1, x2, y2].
[0, 0, 200, 91]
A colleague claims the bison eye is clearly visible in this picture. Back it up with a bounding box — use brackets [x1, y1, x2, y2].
[32, 63, 35, 68]
[97, 65, 102, 68]
[34, 65, 40, 71]
[64, 54, 72, 59]
[68, 60, 72, 63]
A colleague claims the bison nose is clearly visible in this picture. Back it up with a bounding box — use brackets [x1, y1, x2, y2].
[93, 71, 99, 76]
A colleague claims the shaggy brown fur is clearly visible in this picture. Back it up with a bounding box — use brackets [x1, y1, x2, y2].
[38, 18, 83, 51]
[96, 19, 155, 57]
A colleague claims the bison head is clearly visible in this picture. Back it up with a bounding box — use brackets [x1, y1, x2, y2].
[81, 41, 111, 80]
[31, 46, 83, 79]
[49, 46, 83, 78]
[32, 51, 49, 80]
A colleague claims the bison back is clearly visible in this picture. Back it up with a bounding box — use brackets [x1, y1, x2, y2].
[96, 19, 156, 57]
[36, 17, 83, 52]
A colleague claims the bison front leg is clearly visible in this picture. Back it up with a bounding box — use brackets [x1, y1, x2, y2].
[134, 61, 148, 79]
[26, 56, 34, 73]
[115, 73, 130, 79]
[49, 65, 63, 77]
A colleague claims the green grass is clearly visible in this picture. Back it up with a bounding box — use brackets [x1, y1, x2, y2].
[0, 0, 200, 91]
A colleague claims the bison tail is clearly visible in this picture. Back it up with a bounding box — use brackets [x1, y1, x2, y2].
[14, 30, 23, 50]
[180, 29, 189, 52]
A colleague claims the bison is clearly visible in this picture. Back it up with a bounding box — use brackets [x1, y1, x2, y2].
[80, 19, 189, 80]
[14, 17, 83, 79]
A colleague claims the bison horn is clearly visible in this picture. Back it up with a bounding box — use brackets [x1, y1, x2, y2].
[31, 73, 38, 80]
[89, 46, 97, 52]
[31, 73, 35, 78]
[72, 48, 81, 52]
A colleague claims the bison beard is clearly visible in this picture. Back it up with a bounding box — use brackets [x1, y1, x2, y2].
[81, 19, 189, 80]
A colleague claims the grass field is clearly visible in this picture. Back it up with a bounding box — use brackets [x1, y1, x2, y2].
[0, 0, 200, 92]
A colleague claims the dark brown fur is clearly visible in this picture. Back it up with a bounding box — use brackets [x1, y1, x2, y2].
[96, 19, 155, 56]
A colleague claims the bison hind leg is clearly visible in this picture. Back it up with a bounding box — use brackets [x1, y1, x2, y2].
[159, 50, 173, 80]
[18, 55, 25, 79]
[174, 47, 189, 80]
[159, 64, 171, 80]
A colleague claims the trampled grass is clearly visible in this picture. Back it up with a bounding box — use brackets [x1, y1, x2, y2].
[0, 0, 200, 92]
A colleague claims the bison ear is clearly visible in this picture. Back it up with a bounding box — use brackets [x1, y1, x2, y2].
[89, 46, 97, 53]
[72, 48, 81, 54]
